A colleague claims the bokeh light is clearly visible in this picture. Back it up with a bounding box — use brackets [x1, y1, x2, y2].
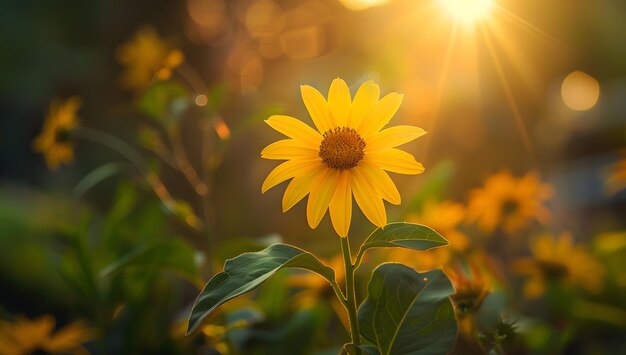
[561, 70, 601, 111]
[338, 0, 391, 11]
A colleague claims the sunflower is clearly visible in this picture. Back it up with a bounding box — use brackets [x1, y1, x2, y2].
[512, 232, 605, 298]
[261, 79, 426, 237]
[32, 97, 81, 170]
[467, 171, 552, 235]
[0, 315, 95, 355]
[387, 199, 468, 270]
[117, 26, 184, 90]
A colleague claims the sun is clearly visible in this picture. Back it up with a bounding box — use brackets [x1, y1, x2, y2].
[438, 0, 494, 24]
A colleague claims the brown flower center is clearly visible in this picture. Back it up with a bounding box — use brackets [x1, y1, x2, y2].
[319, 127, 366, 170]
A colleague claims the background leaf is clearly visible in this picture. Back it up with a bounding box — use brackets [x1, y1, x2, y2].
[359, 223, 449, 255]
[186, 243, 335, 334]
[358, 263, 457, 355]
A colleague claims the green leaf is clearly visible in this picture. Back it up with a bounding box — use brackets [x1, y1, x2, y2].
[100, 239, 200, 285]
[358, 264, 457, 355]
[343, 343, 380, 355]
[186, 243, 335, 334]
[139, 82, 190, 125]
[359, 223, 448, 255]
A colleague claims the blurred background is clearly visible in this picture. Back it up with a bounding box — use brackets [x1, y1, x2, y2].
[1, 0, 626, 353]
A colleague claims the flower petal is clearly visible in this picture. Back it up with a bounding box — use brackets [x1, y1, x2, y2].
[349, 80, 379, 129]
[261, 158, 320, 193]
[265, 115, 322, 146]
[261, 139, 319, 160]
[350, 168, 387, 227]
[329, 170, 352, 237]
[282, 165, 326, 212]
[306, 169, 339, 228]
[365, 125, 427, 152]
[356, 163, 401, 205]
[301, 85, 335, 133]
[328, 78, 351, 127]
[364, 148, 425, 175]
[358, 92, 403, 138]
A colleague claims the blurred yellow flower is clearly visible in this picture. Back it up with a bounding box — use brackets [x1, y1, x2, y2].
[117, 26, 184, 90]
[0, 315, 95, 355]
[32, 97, 81, 170]
[605, 158, 626, 195]
[261, 78, 426, 237]
[445, 260, 490, 318]
[467, 171, 552, 235]
[512, 232, 605, 298]
[388, 199, 469, 270]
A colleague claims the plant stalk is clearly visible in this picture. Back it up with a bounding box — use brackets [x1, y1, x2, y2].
[341, 236, 361, 352]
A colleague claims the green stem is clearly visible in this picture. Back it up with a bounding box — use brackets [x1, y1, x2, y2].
[341, 236, 361, 352]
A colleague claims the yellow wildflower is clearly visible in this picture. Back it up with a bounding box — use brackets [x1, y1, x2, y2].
[512, 232, 605, 298]
[0, 315, 95, 355]
[467, 171, 552, 235]
[32, 97, 81, 170]
[388, 199, 469, 270]
[445, 260, 490, 318]
[605, 158, 626, 195]
[117, 26, 184, 90]
[261, 78, 426, 237]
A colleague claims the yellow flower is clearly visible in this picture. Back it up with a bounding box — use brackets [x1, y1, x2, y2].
[445, 260, 490, 318]
[605, 158, 626, 195]
[117, 26, 184, 90]
[512, 232, 605, 298]
[467, 171, 552, 235]
[32, 97, 81, 170]
[0, 315, 95, 355]
[387, 199, 468, 270]
[261, 79, 426, 237]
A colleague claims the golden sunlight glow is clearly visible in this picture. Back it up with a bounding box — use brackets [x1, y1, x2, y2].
[561, 71, 600, 111]
[339, 0, 390, 11]
[438, 0, 494, 24]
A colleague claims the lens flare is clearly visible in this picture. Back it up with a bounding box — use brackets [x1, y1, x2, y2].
[438, 0, 494, 24]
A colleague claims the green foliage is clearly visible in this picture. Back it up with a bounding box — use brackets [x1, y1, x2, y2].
[139, 82, 190, 126]
[187, 243, 336, 334]
[358, 222, 449, 256]
[358, 264, 457, 355]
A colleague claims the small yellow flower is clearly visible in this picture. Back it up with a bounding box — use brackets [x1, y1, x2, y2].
[512, 232, 605, 298]
[388, 199, 468, 270]
[261, 79, 426, 237]
[445, 260, 490, 318]
[0, 315, 95, 355]
[32, 97, 81, 170]
[605, 158, 626, 195]
[467, 171, 552, 235]
[117, 26, 184, 90]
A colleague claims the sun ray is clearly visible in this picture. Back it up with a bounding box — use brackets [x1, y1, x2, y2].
[421, 23, 459, 160]
[493, 5, 569, 52]
[478, 23, 538, 166]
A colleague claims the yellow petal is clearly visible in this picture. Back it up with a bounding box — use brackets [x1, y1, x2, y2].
[358, 93, 403, 138]
[306, 169, 339, 228]
[262, 158, 320, 193]
[349, 80, 379, 129]
[265, 115, 322, 146]
[365, 149, 425, 175]
[356, 163, 401, 205]
[328, 78, 351, 127]
[301, 85, 335, 133]
[261, 139, 319, 160]
[329, 171, 352, 237]
[350, 168, 387, 227]
[282, 165, 326, 212]
[365, 125, 427, 152]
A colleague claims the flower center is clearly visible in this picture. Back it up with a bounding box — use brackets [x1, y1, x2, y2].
[501, 199, 520, 216]
[318, 127, 366, 170]
[55, 128, 71, 143]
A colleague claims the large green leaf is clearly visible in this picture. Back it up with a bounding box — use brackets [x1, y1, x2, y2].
[358, 264, 457, 355]
[186, 243, 335, 334]
[359, 223, 448, 255]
